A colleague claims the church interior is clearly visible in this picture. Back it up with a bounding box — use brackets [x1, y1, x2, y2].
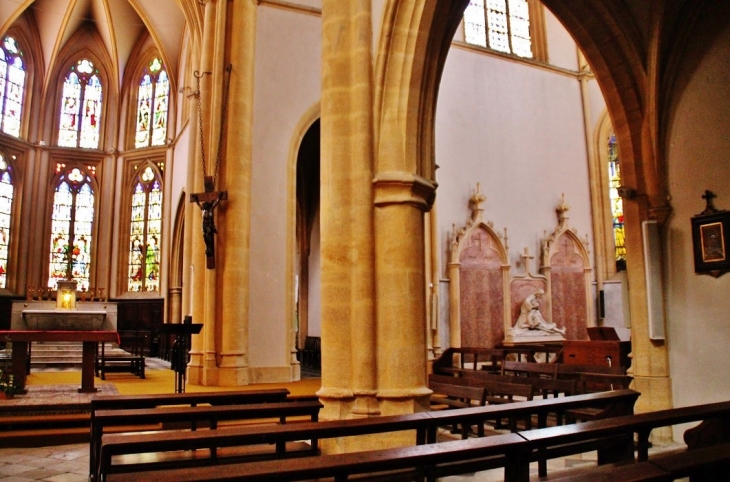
[0, 0, 729, 479]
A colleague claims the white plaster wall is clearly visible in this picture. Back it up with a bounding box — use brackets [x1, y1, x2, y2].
[435, 47, 595, 282]
[307, 209, 322, 337]
[665, 21, 730, 409]
[544, 8, 578, 71]
[249, 7, 321, 369]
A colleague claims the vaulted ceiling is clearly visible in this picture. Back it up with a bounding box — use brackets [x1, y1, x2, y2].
[0, 0, 187, 92]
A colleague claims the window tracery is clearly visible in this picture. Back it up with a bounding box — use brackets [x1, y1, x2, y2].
[48, 164, 95, 290]
[0, 36, 26, 137]
[608, 133, 626, 271]
[135, 58, 169, 149]
[58, 59, 102, 149]
[464, 0, 533, 58]
[0, 153, 14, 288]
[128, 164, 163, 292]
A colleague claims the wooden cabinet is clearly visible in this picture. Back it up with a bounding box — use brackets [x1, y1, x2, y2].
[562, 340, 631, 369]
[114, 299, 164, 357]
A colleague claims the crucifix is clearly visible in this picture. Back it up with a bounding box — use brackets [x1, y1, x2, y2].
[189, 65, 233, 269]
[191, 176, 227, 269]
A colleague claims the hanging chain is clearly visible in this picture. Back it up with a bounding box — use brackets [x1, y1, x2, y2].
[194, 65, 232, 190]
[194, 70, 208, 184]
[213, 64, 233, 185]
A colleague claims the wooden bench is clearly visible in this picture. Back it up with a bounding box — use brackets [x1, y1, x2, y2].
[105, 396, 730, 482]
[520, 398, 730, 477]
[432, 347, 506, 375]
[438, 371, 576, 427]
[89, 388, 290, 481]
[96, 400, 323, 480]
[99, 389, 639, 482]
[501, 360, 559, 378]
[95, 334, 147, 380]
[106, 431, 529, 482]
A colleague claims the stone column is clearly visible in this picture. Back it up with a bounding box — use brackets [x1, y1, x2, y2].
[216, 0, 256, 386]
[373, 173, 434, 416]
[188, 0, 227, 385]
[317, 0, 379, 430]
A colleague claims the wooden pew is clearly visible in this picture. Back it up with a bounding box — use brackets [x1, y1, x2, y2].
[106, 397, 730, 482]
[520, 399, 730, 478]
[432, 347, 506, 375]
[95, 333, 147, 380]
[98, 390, 640, 481]
[429, 374, 535, 433]
[95, 400, 322, 480]
[106, 432, 530, 482]
[89, 388, 290, 481]
[502, 360, 559, 378]
[546, 443, 730, 481]
[557, 363, 626, 377]
[440, 370, 576, 427]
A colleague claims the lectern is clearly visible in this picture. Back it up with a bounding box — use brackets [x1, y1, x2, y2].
[160, 316, 202, 393]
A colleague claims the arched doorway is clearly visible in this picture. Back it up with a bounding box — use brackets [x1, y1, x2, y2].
[295, 119, 321, 375]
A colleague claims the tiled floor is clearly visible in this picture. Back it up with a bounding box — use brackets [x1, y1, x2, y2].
[0, 444, 88, 482]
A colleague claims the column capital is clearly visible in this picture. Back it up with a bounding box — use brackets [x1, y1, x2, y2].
[373, 172, 437, 210]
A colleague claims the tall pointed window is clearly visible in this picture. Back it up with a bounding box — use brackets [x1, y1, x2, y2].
[464, 0, 533, 58]
[58, 59, 102, 149]
[608, 134, 626, 271]
[135, 58, 169, 148]
[128, 165, 163, 292]
[0, 36, 26, 137]
[0, 153, 14, 288]
[48, 164, 96, 290]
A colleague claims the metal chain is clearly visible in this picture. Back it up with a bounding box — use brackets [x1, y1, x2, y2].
[194, 71, 208, 183]
[212, 64, 233, 185]
[194, 66, 232, 188]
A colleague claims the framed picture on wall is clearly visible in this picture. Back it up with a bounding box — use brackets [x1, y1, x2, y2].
[691, 209, 730, 277]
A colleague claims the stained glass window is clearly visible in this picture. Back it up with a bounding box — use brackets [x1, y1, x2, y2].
[48, 165, 95, 290]
[464, 0, 533, 58]
[58, 59, 102, 149]
[135, 58, 169, 149]
[608, 133, 626, 270]
[0, 36, 26, 137]
[0, 154, 14, 288]
[128, 165, 162, 292]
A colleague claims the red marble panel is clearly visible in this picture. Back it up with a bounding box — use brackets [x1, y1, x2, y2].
[550, 235, 588, 340]
[460, 229, 502, 268]
[460, 267, 504, 348]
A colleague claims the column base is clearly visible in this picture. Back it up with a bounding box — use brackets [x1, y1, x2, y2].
[632, 375, 673, 443]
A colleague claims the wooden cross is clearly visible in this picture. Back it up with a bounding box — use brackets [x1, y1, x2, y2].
[190, 176, 228, 269]
[701, 189, 718, 215]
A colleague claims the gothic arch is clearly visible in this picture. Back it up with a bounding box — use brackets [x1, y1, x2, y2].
[287, 102, 320, 372]
[446, 186, 510, 349]
[540, 197, 594, 341]
[592, 110, 618, 281]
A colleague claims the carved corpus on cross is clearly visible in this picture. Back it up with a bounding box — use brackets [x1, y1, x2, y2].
[190, 176, 227, 269]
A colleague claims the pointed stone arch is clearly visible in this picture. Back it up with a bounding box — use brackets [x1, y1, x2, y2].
[447, 184, 510, 348]
[540, 195, 594, 340]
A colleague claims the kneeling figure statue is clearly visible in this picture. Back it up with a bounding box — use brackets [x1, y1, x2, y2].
[511, 289, 566, 337]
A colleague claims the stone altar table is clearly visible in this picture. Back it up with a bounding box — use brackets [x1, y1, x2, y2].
[0, 330, 120, 393]
[22, 309, 106, 331]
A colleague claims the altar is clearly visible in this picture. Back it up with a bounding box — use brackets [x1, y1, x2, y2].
[0, 330, 120, 393]
[11, 301, 117, 331]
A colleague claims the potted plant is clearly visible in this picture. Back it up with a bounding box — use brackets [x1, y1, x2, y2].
[0, 368, 15, 400]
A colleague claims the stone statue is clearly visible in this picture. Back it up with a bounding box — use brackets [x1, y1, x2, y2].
[512, 289, 566, 337]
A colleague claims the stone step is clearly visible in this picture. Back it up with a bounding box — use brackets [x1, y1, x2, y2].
[2, 341, 129, 368]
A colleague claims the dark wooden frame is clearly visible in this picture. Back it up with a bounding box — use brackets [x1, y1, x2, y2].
[691, 210, 730, 278]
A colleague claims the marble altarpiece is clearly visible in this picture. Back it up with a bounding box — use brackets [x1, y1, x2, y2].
[448, 187, 594, 350]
